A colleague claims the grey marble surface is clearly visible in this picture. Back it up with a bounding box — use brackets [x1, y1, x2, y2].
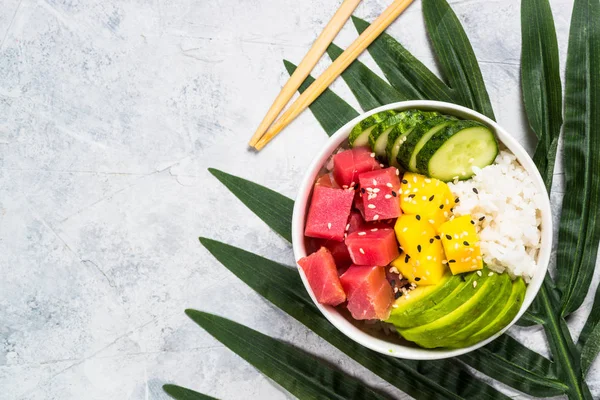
[0, 0, 598, 399]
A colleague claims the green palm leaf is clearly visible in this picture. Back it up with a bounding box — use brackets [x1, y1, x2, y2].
[580, 293, 600, 374]
[422, 0, 495, 120]
[185, 310, 389, 400]
[163, 385, 219, 400]
[284, 60, 359, 136]
[521, 0, 563, 190]
[352, 16, 454, 102]
[555, 0, 600, 317]
[459, 335, 567, 397]
[208, 168, 293, 242]
[199, 237, 509, 400]
[327, 42, 406, 110]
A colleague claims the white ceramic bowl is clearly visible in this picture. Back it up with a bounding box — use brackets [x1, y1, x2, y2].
[292, 100, 552, 360]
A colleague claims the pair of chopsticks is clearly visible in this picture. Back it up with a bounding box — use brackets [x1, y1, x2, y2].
[249, 0, 415, 150]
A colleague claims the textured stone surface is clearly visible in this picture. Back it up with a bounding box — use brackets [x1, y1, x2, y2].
[0, 0, 597, 399]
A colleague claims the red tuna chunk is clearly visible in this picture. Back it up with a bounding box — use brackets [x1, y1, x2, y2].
[305, 186, 354, 241]
[340, 265, 393, 320]
[359, 167, 402, 221]
[333, 147, 381, 187]
[298, 247, 346, 306]
[345, 228, 399, 266]
[347, 211, 391, 235]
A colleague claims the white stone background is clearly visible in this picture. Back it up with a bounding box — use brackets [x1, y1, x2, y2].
[0, 0, 598, 399]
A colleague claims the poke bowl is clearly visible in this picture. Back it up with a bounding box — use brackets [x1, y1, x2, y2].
[291, 100, 552, 360]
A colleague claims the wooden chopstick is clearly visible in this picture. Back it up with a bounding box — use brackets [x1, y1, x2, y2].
[248, 0, 362, 147]
[254, 0, 415, 150]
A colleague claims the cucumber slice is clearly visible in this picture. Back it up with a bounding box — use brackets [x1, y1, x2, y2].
[348, 110, 397, 147]
[397, 116, 455, 171]
[368, 112, 410, 159]
[417, 120, 498, 181]
[386, 111, 439, 168]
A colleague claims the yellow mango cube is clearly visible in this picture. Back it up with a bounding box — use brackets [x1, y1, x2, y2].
[438, 215, 483, 274]
[400, 172, 455, 229]
[391, 240, 447, 285]
[394, 214, 437, 257]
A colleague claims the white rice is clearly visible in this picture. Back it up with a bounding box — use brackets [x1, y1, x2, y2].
[449, 150, 544, 280]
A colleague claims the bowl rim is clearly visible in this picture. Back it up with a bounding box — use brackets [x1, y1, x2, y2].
[291, 100, 552, 360]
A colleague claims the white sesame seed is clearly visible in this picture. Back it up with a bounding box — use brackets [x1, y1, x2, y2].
[370, 152, 376, 158]
[358, 231, 366, 236]
[413, 188, 418, 193]
[327, 223, 332, 229]
[473, 281, 478, 288]
[386, 183, 393, 188]
[444, 211, 449, 217]
[346, 223, 350, 231]
[373, 214, 380, 220]
[342, 185, 348, 189]
[429, 219, 435, 224]
[385, 194, 392, 199]
[476, 270, 482, 276]
[454, 234, 459, 239]
[380, 163, 385, 168]
[392, 304, 399, 308]
[403, 227, 408, 232]
[395, 169, 400, 175]
[394, 286, 399, 293]
[426, 256, 432, 260]
[442, 260, 448, 264]
[455, 243, 459, 249]
[350, 181, 356, 187]
[372, 179, 377, 186]
[373, 188, 380, 193]
[371, 228, 378, 232]
[404, 189, 411, 195]
[488, 272, 494, 276]
[359, 248, 365, 254]
[368, 204, 376, 209]
[426, 270, 431, 275]
[422, 195, 427, 201]
[465, 257, 471, 262]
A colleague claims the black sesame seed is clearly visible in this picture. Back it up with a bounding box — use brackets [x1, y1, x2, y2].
[415, 277, 421, 282]
[435, 235, 441, 240]
[473, 188, 479, 194]
[429, 238, 434, 244]
[395, 292, 402, 299]
[417, 245, 422, 252]
[446, 234, 452, 240]
[361, 188, 366, 194]
[455, 197, 460, 203]
[439, 204, 444, 209]
[448, 259, 456, 263]
[463, 241, 470, 246]
[416, 215, 421, 220]
[479, 216, 485, 221]
[405, 254, 410, 263]
[402, 179, 408, 184]
[392, 191, 397, 197]
[390, 279, 396, 286]
[429, 195, 435, 201]
[460, 275, 466, 282]
[450, 207, 454, 212]
[470, 220, 475, 225]
[408, 194, 416, 198]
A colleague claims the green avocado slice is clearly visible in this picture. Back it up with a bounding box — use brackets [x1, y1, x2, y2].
[393, 270, 482, 329]
[398, 271, 501, 347]
[437, 272, 512, 347]
[386, 273, 462, 327]
[449, 277, 526, 349]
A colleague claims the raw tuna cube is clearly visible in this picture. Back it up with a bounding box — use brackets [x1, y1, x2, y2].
[340, 265, 394, 320]
[359, 167, 402, 221]
[333, 147, 381, 187]
[345, 228, 400, 266]
[298, 247, 346, 306]
[315, 172, 339, 189]
[347, 211, 391, 235]
[321, 239, 352, 270]
[305, 186, 354, 241]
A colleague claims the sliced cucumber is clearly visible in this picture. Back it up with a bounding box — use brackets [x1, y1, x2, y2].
[397, 116, 455, 171]
[368, 112, 411, 160]
[349, 110, 397, 148]
[386, 111, 439, 168]
[417, 120, 498, 181]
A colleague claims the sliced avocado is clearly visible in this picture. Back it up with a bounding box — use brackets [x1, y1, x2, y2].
[437, 272, 512, 347]
[449, 277, 526, 349]
[394, 270, 481, 329]
[386, 273, 461, 327]
[399, 271, 502, 347]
